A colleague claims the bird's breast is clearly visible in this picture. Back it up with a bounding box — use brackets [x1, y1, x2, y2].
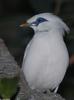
[22, 33, 69, 90]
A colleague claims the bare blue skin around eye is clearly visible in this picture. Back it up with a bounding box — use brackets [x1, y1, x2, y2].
[31, 17, 48, 26]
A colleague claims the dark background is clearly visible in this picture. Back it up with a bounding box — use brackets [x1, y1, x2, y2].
[0, 0, 53, 15]
[0, 0, 74, 100]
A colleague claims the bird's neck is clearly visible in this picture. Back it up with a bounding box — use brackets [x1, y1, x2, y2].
[35, 30, 49, 33]
[49, 29, 64, 40]
[36, 29, 63, 40]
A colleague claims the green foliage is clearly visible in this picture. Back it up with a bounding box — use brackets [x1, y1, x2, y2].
[0, 77, 19, 99]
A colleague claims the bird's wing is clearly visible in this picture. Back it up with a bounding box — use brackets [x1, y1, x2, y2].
[22, 33, 50, 69]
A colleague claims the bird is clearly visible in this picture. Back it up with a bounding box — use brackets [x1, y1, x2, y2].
[20, 13, 70, 93]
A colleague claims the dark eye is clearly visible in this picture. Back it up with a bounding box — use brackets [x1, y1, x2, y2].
[31, 17, 48, 26]
[37, 17, 48, 23]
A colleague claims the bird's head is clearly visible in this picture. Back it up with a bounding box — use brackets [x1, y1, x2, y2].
[20, 13, 70, 36]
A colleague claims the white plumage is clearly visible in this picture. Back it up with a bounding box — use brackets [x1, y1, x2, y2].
[22, 13, 70, 92]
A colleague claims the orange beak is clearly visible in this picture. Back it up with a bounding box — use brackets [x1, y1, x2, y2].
[20, 21, 29, 27]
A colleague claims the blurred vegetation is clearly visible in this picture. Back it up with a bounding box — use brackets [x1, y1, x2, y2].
[0, 77, 19, 99]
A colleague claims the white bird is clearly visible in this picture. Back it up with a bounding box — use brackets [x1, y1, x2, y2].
[21, 13, 70, 93]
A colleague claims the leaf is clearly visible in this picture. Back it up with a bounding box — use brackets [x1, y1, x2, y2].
[0, 77, 19, 99]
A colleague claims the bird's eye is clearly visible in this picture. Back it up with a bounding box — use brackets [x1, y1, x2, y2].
[30, 17, 48, 26]
[37, 17, 48, 23]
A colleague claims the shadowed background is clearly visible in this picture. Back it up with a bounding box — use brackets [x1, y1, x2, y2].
[0, 0, 74, 100]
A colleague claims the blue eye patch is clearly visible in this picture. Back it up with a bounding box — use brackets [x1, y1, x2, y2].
[37, 17, 48, 23]
[31, 17, 48, 26]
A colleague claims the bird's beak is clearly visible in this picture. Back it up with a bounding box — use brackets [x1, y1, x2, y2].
[20, 21, 29, 27]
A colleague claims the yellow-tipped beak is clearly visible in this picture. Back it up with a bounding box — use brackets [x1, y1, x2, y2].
[20, 22, 29, 27]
